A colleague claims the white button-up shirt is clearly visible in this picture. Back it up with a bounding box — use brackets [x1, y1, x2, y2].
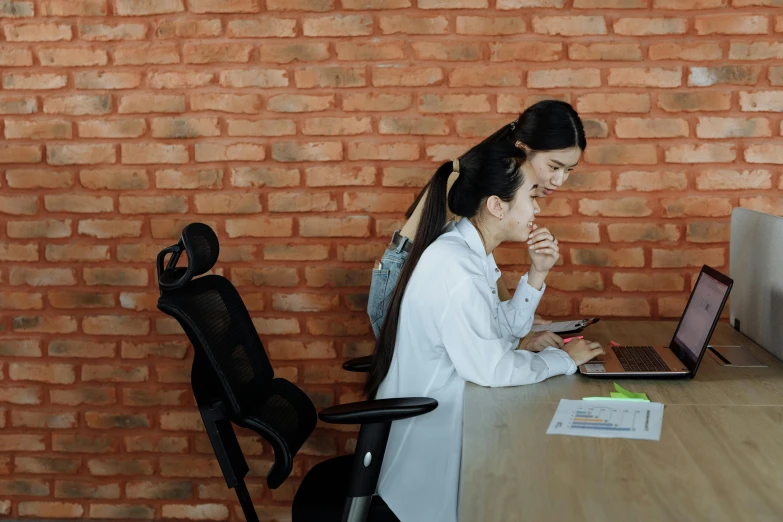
[376, 218, 576, 522]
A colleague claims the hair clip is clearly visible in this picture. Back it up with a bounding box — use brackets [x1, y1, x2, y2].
[509, 119, 518, 130]
[452, 159, 460, 174]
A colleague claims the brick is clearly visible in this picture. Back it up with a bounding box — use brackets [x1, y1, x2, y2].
[267, 0, 334, 9]
[18, 502, 83, 518]
[231, 166, 299, 188]
[649, 42, 722, 61]
[225, 217, 293, 238]
[54, 481, 120, 500]
[272, 141, 341, 162]
[193, 193, 261, 214]
[695, 15, 768, 35]
[304, 165, 372, 187]
[379, 15, 448, 35]
[118, 93, 184, 113]
[125, 435, 188, 452]
[9, 362, 75, 384]
[455, 118, 507, 139]
[300, 216, 370, 237]
[490, 42, 562, 62]
[771, 67, 783, 86]
[228, 118, 296, 137]
[687, 222, 730, 243]
[739, 196, 783, 215]
[304, 362, 366, 382]
[576, 93, 650, 114]
[2, 72, 67, 89]
[44, 194, 113, 213]
[529, 68, 601, 88]
[615, 118, 688, 138]
[569, 43, 641, 61]
[0, 386, 42, 405]
[571, 247, 644, 267]
[13, 315, 77, 333]
[342, 0, 411, 7]
[46, 245, 110, 262]
[89, 504, 155, 520]
[739, 92, 783, 112]
[264, 244, 329, 261]
[380, 116, 449, 136]
[268, 192, 336, 212]
[0, 46, 32, 66]
[4, 22, 72, 41]
[220, 69, 288, 88]
[0, 144, 41, 163]
[47, 144, 115, 165]
[227, 19, 295, 38]
[122, 143, 188, 164]
[373, 66, 444, 87]
[231, 267, 298, 288]
[0, 244, 39, 262]
[49, 291, 114, 309]
[196, 143, 265, 162]
[0, 194, 38, 214]
[0, 1, 34, 17]
[78, 119, 146, 138]
[419, 0, 487, 5]
[78, 219, 142, 238]
[7, 219, 71, 239]
[0, 339, 40, 356]
[114, 44, 180, 65]
[190, 0, 258, 12]
[158, 19, 213, 39]
[160, 457, 223, 478]
[123, 389, 187, 407]
[343, 93, 411, 111]
[578, 198, 652, 217]
[151, 117, 219, 138]
[268, 94, 334, 112]
[697, 117, 770, 138]
[662, 197, 732, 217]
[50, 388, 115, 406]
[608, 67, 681, 88]
[302, 117, 372, 136]
[161, 504, 229, 520]
[303, 14, 372, 36]
[580, 298, 650, 317]
[80, 22, 146, 41]
[121, 341, 188, 359]
[532, 15, 606, 36]
[688, 65, 761, 87]
[48, 339, 115, 358]
[652, 248, 725, 268]
[10, 267, 76, 285]
[612, 273, 684, 292]
[149, 218, 217, 240]
[295, 66, 365, 88]
[126, 481, 192, 500]
[259, 42, 330, 63]
[0, 96, 37, 114]
[449, 67, 522, 87]
[585, 144, 657, 165]
[184, 42, 252, 64]
[456, 16, 525, 35]
[665, 144, 736, 163]
[730, 42, 783, 60]
[616, 171, 687, 192]
[38, 47, 108, 66]
[118, 292, 158, 312]
[160, 411, 203, 431]
[149, 72, 214, 90]
[0, 291, 42, 310]
[336, 41, 405, 60]
[658, 92, 731, 112]
[653, 0, 724, 7]
[541, 271, 605, 292]
[419, 94, 489, 113]
[575, 0, 646, 5]
[81, 168, 148, 189]
[83, 267, 148, 286]
[156, 168, 222, 189]
[614, 18, 686, 35]
[15, 456, 80, 472]
[659, 296, 688, 319]
[413, 42, 481, 61]
[115, 0, 183, 15]
[344, 192, 414, 212]
[337, 244, 386, 262]
[86, 412, 150, 429]
[5, 169, 72, 188]
[82, 316, 150, 336]
[53, 433, 115, 452]
[88, 459, 154, 476]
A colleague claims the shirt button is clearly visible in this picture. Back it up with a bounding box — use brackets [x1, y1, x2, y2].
[495, 268, 499, 272]
[491, 290, 496, 294]
[525, 298, 529, 302]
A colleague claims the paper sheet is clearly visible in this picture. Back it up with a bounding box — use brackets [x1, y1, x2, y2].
[546, 399, 664, 441]
[531, 320, 588, 333]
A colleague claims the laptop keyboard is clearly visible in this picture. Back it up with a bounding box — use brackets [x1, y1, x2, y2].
[613, 346, 670, 372]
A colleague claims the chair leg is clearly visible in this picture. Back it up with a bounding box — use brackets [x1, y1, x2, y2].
[235, 479, 259, 522]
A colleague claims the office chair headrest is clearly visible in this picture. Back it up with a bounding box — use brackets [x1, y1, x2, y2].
[157, 222, 220, 292]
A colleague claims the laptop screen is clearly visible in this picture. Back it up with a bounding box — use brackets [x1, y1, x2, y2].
[672, 271, 731, 366]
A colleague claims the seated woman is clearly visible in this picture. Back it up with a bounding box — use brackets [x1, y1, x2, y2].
[368, 99, 585, 352]
[367, 140, 604, 522]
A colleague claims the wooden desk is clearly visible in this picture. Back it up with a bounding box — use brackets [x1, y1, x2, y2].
[460, 321, 783, 522]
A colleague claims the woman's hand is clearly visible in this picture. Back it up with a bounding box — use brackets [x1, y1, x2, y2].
[527, 225, 560, 275]
[526, 331, 564, 352]
[561, 338, 605, 366]
[533, 314, 551, 325]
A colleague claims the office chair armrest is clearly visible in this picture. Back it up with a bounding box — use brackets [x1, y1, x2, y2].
[342, 355, 372, 373]
[319, 397, 437, 425]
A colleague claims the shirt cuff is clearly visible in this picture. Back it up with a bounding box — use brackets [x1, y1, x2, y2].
[508, 273, 545, 312]
[538, 347, 578, 376]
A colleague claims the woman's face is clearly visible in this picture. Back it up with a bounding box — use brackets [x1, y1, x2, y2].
[522, 146, 582, 198]
[503, 172, 541, 243]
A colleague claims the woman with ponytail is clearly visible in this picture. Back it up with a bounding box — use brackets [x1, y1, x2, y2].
[369, 140, 604, 522]
[367, 99, 586, 352]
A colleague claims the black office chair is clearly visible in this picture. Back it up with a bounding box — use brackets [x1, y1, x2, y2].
[155, 223, 437, 522]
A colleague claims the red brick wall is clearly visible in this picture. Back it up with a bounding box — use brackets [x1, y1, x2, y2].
[1, 0, 782, 520]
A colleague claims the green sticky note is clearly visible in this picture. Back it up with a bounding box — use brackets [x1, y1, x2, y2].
[613, 382, 649, 401]
[583, 396, 649, 402]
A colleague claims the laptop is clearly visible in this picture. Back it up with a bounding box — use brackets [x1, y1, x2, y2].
[579, 265, 733, 378]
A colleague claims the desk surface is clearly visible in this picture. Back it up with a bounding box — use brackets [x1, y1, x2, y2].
[460, 321, 783, 522]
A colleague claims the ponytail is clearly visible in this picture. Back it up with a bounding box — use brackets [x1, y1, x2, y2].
[365, 161, 454, 398]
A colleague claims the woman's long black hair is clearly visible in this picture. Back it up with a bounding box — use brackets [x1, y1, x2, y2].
[365, 100, 587, 399]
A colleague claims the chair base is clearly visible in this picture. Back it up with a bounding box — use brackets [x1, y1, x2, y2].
[292, 455, 399, 522]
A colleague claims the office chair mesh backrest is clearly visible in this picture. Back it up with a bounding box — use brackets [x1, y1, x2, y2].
[156, 223, 314, 479]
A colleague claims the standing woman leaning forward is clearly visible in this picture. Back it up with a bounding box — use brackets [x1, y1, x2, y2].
[367, 100, 590, 351]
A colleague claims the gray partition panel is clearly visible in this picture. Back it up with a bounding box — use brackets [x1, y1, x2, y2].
[730, 207, 783, 361]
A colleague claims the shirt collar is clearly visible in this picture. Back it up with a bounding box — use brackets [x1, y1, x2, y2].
[455, 218, 502, 283]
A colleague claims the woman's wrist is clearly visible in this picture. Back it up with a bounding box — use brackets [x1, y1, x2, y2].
[527, 268, 548, 290]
